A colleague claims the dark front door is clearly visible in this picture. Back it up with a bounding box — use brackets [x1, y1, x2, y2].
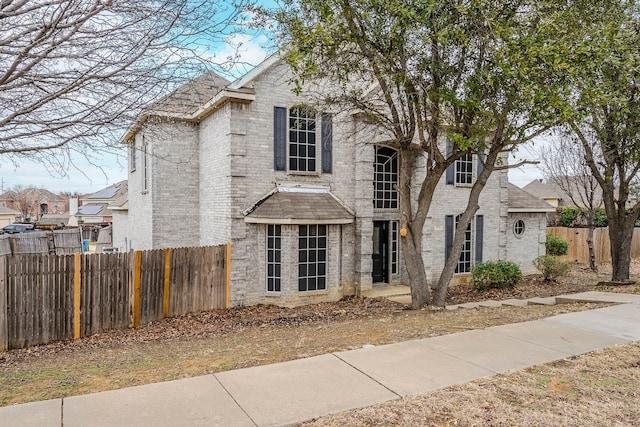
[372, 221, 389, 283]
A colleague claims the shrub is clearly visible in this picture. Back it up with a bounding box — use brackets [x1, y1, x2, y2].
[546, 234, 568, 256]
[471, 260, 522, 290]
[593, 208, 608, 227]
[533, 255, 570, 281]
[560, 206, 581, 227]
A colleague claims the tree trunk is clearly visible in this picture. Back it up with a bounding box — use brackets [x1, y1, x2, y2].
[586, 210, 597, 272]
[586, 227, 597, 272]
[401, 229, 430, 309]
[609, 222, 632, 282]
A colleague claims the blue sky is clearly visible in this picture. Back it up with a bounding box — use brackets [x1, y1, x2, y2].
[0, 2, 544, 195]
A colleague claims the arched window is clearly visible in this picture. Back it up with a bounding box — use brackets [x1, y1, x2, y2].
[373, 146, 398, 209]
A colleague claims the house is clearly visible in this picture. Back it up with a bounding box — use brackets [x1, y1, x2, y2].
[0, 188, 68, 221]
[116, 54, 550, 307]
[0, 206, 19, 227]
[77, 181, 128, 225]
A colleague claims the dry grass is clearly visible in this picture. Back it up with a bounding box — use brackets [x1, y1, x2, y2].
[300, 342, 640, 427]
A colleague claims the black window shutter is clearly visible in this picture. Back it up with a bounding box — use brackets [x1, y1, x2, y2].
[476, 153, 485, 177]
[321, 112, 333, 173]
[475, 215, 484, 263]
[446, 140, 454, 185]
[445, 215, 454, 261]
[274, 106, 287, 171]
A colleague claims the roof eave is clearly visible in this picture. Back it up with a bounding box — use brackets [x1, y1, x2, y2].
[121, 89, 256, 143]
[244, 217, 354, 225]
[508, 208, 556, 213]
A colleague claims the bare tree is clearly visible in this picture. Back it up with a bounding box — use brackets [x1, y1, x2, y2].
[1, 185, 49, 221]
[0, 0, 252, 173]
[540, 137, 602, 271]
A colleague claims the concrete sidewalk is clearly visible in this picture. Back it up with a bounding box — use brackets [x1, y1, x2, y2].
[2, 292, 640, 427]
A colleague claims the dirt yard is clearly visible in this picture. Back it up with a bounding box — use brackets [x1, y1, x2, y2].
[1, 261, 639, 426]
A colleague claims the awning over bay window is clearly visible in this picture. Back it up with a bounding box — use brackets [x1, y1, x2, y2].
[244, 187, 354, 225]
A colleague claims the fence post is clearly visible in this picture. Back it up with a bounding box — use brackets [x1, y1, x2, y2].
[73, 253, 81, 339]
[133, 251, 142, 327]
[163, 248, 171, 318]
[0, 256, 7, 351]
[226, 242, 231, 309]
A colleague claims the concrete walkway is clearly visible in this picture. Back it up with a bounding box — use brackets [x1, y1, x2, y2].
[2, 292, 640, 427]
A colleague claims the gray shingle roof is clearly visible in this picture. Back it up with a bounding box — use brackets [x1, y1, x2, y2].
[245, 188, 354, 224]
[508, 183, 556, 212]
[145, 71, 231, 116]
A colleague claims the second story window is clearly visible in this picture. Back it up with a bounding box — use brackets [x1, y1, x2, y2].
[455, 153, 473, 185]
[274, 106, 332, 174]
[373, 146, 398, 209]
[129, 140, 137, 172]
[289, 107, 316, 172]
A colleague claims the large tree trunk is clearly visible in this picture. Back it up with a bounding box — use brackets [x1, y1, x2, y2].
[609, 221, 633, 282]
[401, 228, 430, 309]
[396, 145, 442, 309]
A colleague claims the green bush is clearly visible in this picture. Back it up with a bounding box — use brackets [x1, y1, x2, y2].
[533, 255, 570, 281]
[593, 208, 608, 227]
[546, 234, 568, 256]
[559, 206, 581, 227]
[471, 260, 522, 290]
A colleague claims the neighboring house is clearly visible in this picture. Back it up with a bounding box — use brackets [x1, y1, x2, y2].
[0, 206, 19, 227]
[522, 177, 608, 209]
[77, 181, 128, 225]
[116, 54, 549, 307]
[38, 213, 71, 228]
[506, 183, 556, 273]
[0, 188, 68, 221]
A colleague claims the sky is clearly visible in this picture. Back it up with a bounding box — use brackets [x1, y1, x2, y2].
[0, 10, 546, 195]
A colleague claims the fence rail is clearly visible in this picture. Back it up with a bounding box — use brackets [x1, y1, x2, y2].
[0, 244, 229, 351]
[547, 227, 640, 264]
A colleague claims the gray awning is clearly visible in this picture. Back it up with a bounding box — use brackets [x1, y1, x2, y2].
[244, 188, 354, 225]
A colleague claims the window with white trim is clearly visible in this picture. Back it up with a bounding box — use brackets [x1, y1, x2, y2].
[298, 224, 327, 291]
[289, 107, 317, 172]
[455, 153, 473, 185]
[129, 141, 137, 172]
[142, 136, 149, 192]
[456, 214, 473, 273]
[391, 221, 399, 274]
[373, 146, 399, 209]
[266, 225, 282, 292]
[513, 219, 525, 237]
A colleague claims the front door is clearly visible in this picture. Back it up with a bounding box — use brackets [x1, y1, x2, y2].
[372, 221, 389, 283]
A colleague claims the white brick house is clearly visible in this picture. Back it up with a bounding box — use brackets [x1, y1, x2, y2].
[116, 55, 552, 307]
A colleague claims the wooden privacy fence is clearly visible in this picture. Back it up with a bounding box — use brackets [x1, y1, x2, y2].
[547, 227, 640, 264]
[0, 228, 83, 256]
[0, 244, 229, 351]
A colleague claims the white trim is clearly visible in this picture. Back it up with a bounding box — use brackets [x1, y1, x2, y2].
[227, 53, 281, 90]
[244, 217, 354, 225]
[508, 208, 555, 213]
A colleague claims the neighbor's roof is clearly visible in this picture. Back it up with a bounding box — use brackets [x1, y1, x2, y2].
[244, 187, 355, 224]
[86, 180, 127, 201]
[508, 183, 556, 213]
[522, 179, 564, 202]
[0, 206, 19, 215]
[77, 205, 105, 216]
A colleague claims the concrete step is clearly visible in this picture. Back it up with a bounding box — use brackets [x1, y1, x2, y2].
[500, 299, 530, 307]
[526, 297, 557, 306]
